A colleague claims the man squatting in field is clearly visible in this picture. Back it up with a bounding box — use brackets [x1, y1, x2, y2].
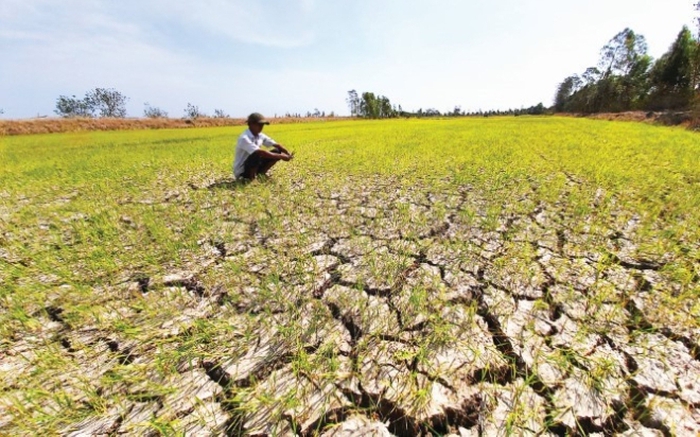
[233, 112, 293, 181]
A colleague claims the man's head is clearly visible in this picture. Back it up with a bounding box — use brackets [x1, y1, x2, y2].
[247, 112, 270, 135]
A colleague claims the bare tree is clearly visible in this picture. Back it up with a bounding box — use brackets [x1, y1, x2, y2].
[213, 109, 229, 118]
[184, 103, 204, 119]
[144, 103, 168, 118]
[346, 90, 360, 116]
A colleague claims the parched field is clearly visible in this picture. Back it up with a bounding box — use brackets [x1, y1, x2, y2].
[1, 118, 699, 436]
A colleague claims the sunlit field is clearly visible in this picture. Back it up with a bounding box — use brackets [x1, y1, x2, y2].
[1, 117, 699, 435]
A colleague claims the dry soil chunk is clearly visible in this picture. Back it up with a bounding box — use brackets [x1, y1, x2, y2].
[484, 258, 546, 300]
[117, 402, 160, 435]
[323, 285, 401, 337]
[217, 327, 292, 386]
[579, 343, 628, 401]
[173, 401, 229, 436]
[319, 415, 394, 437]
[331, 236, 382, 259]
[443, 269, 480, 302]
[157, 369, 222, 421]
[337, 246, 412, 292]
[63, 408, 122, 437]
[479, 381, 549, 436]
[298, 300, 353, 354]
[645, 394, 700, 435]
[357, 340, 415, 404]
[551, 368, 619, 430]
[419, 306, 508, 386]
[243, 361, 351, 436]
[624, 333, 699, 398]
[550, 313, 600, 355]
[618, 421, 664, 437]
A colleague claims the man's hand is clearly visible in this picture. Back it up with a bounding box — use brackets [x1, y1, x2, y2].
[280, 153, 293, 161]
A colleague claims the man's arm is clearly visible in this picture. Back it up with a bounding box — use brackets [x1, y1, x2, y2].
[261, 134, 290, 154]
[272, 143, 290, 154]
[255, 149, 292, 161]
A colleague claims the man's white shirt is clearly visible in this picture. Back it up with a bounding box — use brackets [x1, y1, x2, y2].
[233, 129, 277, 178]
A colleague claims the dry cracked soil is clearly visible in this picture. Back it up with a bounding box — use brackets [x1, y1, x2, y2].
[2, 174, 699, 436]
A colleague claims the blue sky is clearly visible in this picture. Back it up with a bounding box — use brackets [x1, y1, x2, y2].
[0, 0, 695, 119]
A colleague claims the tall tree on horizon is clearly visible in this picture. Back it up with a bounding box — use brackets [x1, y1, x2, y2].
[554, 76, 581, 111]
[599, 28, 649, 78]
[595, 29, 651, 111]
[648, 26, 696, 110]
[346, 90, 360, 116]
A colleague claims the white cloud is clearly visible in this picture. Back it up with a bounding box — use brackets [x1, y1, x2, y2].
[138, 0, 317, 48]
[0, 0, 324, 117]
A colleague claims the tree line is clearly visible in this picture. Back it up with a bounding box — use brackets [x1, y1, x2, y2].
[346, 90, 400, 118]
[54, 89, 232, 119]
[554, 6, 700, 114]
[346, 89, 547, 119]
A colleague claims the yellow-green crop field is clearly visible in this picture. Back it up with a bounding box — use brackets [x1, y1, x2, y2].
[1, 117, 699, 436]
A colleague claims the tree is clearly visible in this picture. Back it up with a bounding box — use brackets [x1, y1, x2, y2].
[357, 92, 396, 118]
[528, 103, 546, 115]
[622, 54, 652, 109]
[595, 29, 651, 111]
[648, 26, 697, 109]
[599, 28, 648, 78]
[143, 103, 168, 118]
[377, 95, 394, 118]
[581, 67, 601, 86]
[554, 29, 654, 113]
[86, 88, 128, 117]
[346, 90, 360, 116]
[554, 76, 581, 111]
[55, 94, 93, 117]
[359, 92, 377, 118]
[55, 88, 128, 118]
[184, 103, 204, 119]
[213, 109, 229, 118]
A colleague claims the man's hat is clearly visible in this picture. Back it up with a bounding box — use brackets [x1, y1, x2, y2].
[247, 112, 270, 125]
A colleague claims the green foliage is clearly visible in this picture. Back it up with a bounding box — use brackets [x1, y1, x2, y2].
[599, 28, 648, 78]
[556, 25, 699, 113]
[347, 89, 397, 118]
[648, 26, 697, 110]
[54, 94, 93, 118]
